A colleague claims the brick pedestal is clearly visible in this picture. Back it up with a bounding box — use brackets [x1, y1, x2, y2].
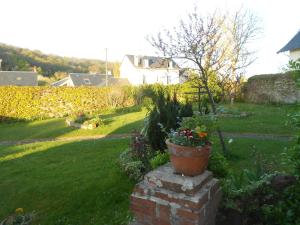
[130, 163, 221, 225]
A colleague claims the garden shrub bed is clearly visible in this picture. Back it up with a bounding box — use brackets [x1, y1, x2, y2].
[66, 113, 104, 130]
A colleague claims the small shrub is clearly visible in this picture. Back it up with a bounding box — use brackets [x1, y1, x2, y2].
[82, 117, 104, 128]
[208, 151, 229, 178]
[67, 113, 104, 129]
[119, 149, 144, 181]
[150, 152, 170, 169]
[118, 133, 153, 181]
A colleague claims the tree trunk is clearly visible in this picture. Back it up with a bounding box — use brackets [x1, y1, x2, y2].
[205, 84, 229, 156]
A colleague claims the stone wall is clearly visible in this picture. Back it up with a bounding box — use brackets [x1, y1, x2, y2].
[244, 73, 300, 104]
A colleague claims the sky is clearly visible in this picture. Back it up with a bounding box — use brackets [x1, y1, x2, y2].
[0, 0, 299, 77]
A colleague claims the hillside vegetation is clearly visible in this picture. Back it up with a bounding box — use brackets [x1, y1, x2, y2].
[0, 43, 119, 77]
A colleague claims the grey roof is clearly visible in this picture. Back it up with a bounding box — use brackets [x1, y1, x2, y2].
[278, 30, 300, 53]
[0, 71, 38, 86]
[69, 73, 105, 86]
[126, 55, 180, 69]
[51, 77, 69, 87]
[52, 73, 130, 87]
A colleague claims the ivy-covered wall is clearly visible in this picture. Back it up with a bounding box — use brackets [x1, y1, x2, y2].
[244, 73, 300, 104]
[0, 86, 136, 120]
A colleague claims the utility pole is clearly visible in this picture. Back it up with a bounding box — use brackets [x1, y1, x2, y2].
[105, 48, 108, 87]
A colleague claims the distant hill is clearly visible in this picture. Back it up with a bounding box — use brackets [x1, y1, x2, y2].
[0, 43, 119, 77]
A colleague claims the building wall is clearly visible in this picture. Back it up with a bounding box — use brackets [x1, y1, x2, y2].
[244, 73, 300, 104]
[290, 49, 300, 61]
[120, 56, 180, 85]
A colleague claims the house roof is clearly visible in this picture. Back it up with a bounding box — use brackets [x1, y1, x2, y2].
[69, 73, 105, 86]
[0, 71, 38, 86]
[51, 77, 69, 87]
[125, 55, 180, 69]
[52, 73, 130, 87]
[278, 30, 300, 53]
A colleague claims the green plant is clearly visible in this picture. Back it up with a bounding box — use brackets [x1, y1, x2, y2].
[207, 151, 229, 178]
[150, 152, 170, 169]
[167, 114, 215, 147]
[1, 209, 36, 225]
[83, 116, 104, 128]
[118, 133, 153, 181]
[118, 149, 144, 181]
[145, 89, 193, 151]
[168, 127, 209, 147]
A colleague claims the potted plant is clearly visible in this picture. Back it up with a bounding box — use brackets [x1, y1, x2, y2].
[166, 116, 212, 176]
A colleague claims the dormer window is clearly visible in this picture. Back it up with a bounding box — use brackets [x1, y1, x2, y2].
[84, 79, 91, 84]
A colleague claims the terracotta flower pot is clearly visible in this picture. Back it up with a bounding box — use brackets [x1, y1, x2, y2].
[166, 139, 211, 176]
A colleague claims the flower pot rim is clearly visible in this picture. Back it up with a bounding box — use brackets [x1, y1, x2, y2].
[165, 139, 211, 149]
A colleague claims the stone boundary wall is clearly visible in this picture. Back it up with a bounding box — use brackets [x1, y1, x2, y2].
[244, 73, 300, 104]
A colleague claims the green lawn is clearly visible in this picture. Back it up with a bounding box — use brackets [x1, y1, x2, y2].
[0, 139, 134, 225]
[212, 137, 293, 173]
[0, 102, 297, 224]
[218, 103, 298, 135]
[0, 103, 297, 143]
[0, 137, 292, 224]
[0, 109, 147, 142]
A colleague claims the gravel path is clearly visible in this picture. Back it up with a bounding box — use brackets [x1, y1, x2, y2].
[0, 132, 294, 146]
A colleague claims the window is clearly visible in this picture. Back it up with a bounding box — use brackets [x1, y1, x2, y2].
[16, 77, 22, 81]
[84, 79, 91, 84]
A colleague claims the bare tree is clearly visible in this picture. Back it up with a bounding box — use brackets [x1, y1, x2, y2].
[220, 8, 261, 102]
[149, 7, 260, 156]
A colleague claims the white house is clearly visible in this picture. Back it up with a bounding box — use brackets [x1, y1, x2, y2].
[120, 55, 180, 85]
[278, 30, 300, 61]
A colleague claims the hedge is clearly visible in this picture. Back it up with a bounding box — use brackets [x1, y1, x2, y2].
[0, 84, 203, 121]
[0, 86, 137, 121]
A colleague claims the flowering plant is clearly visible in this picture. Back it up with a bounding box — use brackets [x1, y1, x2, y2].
[168, 125, 209, 147]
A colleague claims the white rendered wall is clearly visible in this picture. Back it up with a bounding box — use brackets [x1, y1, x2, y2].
[290, 50, 300, 61]
[120, 56, 180, 85]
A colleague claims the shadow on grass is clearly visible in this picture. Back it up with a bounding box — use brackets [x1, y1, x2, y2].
[0, 139, 134, 225]
[0, 118, 77, 142]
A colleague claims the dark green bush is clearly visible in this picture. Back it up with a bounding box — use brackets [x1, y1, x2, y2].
[145, 89, 194, 151]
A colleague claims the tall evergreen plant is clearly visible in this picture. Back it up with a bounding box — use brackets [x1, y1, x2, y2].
[147, 89, 193, 151]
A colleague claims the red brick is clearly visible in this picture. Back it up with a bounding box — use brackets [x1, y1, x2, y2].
[134, 211, 154, 225]
[133, 185, 145, 195]
[156, 204, 170, 222]
[130, 196, 156, 216]
[154, 191, 208, 210]
[153, 218, 172, 225]
[209, 180, 220, 199]
[178, 218, 197, 225]
[131, 196, 156, 209]
[176, 208, 204, 221]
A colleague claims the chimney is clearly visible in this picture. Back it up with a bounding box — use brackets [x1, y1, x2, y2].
[134, 56, 139, 67]
[143, 58, 149, 68]
[0, 59, 2, 71]
[168, 60, 173, 69]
